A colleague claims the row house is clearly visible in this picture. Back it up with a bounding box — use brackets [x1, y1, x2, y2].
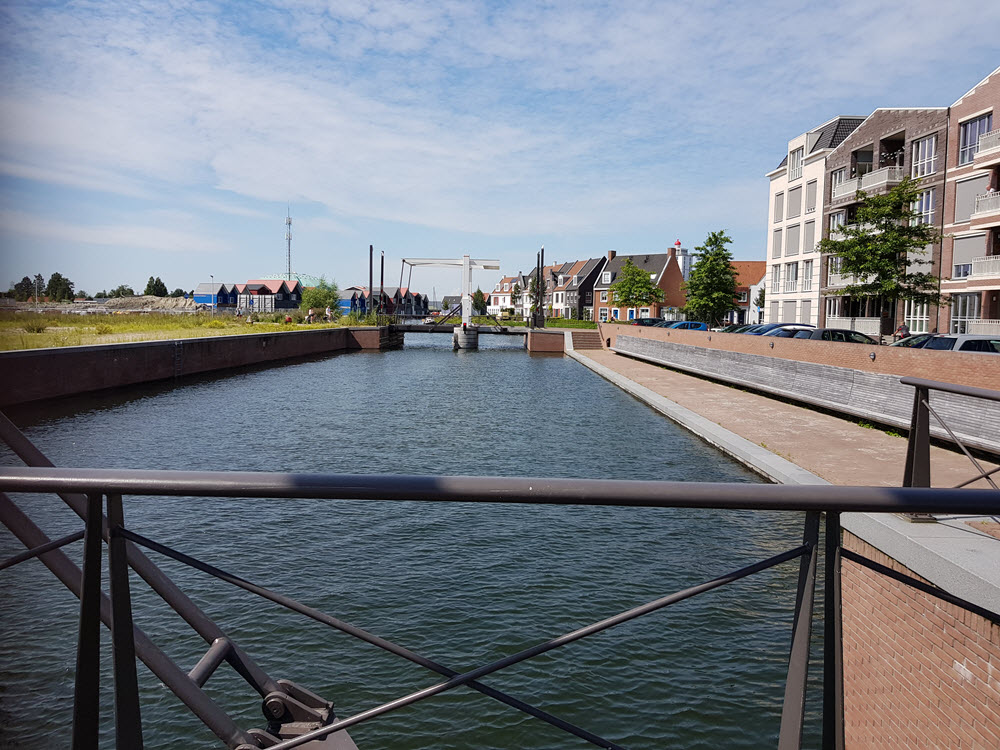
[488, 276, 519, 315]
[344, 286, 428, 316]
[940, 68, 1000, 334]
[235, 279, 303, 312]
[820, 107, 949, 336]
[552, 258, 604, 319]
[764, 116, 865, 325]
[730, 262, 767, 325]
[193, 282, 239, 307]
[593, 245, 688, 322]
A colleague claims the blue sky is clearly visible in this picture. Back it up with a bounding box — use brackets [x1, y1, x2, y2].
[1, 1, 998, 298]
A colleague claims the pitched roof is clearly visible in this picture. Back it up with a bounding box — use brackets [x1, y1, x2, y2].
[810, 116, 866, 152]
[731, 261, 767, 286]
[594, 253, 670, 288]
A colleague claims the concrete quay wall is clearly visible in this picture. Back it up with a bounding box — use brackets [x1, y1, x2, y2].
[599, 323, 1000, 455]
[0, 327, 400, 406]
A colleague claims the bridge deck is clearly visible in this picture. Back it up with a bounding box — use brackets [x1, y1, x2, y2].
[394, 324, 528, 335]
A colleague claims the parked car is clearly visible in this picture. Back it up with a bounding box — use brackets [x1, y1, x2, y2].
[920, 334, 1000, 353]
[761, 325, 815, 338]
[888, 333, 935, 348]
[791, 328, 878, 345]
[631, 318, 665, 326]
[713, 323, 749, 333]
[662, 321, 709, 331]
[742, 322, 814, 336]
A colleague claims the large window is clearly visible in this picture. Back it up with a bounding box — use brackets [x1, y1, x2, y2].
[770, 264, 781, 293]
[950, 293, 980, 333]
[788, 148, 803, 181]
[803, 221, 816, 253]
[787, 186, 802, 219]
[828, 211, 845, 234]
[772, 229, 782, 258]
[959, 113, 993, 165]
[904, 300, 929, 334]
[785, 224, 801, 256]
[912, 189, 934, 225]
[599, 307, 608, 322]
[774, 192, 784, 222]
[805, 180, 817, 213]
[911, 134, 937, 177]
[784, 263, 799, 292]
[802, 260, 814, 291]
[602, 271, 611, 284]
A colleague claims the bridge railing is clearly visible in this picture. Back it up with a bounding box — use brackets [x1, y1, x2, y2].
[2, 452, 998, 748]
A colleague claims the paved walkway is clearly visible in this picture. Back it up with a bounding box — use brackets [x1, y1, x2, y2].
[571, 349, 999, 490]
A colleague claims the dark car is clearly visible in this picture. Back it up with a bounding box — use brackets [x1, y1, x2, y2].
[889, 333, 935, 348]
[630, 318, 665, 327]
[743, 322, 814, 336]
[663, 321, 709, 331]
[762, 325, 815, 338]
[792, 328, 878, 345]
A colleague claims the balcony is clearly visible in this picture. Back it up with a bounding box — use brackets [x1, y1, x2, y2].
[860, 166, 905, 192]
[783, 279, 799, 293]
[970, 255, 1000, 279]
[967, 318, 1000, 335]
[826, 316, 881, 336]
[970, 191, 1000, 229]
[831, 178, 861, 200]
[974, 129, 1000, 169]
[826, 272, 860, 288]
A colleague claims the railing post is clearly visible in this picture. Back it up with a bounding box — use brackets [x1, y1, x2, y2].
[903, 385, 930, 487]
[778, 510, 820, 749]
[107, 493, 144, 748]
[823, 512, 844, 750]
[72, 492, 103, 750]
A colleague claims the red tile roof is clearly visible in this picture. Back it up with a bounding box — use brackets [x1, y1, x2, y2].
[731, 261, 766, 286]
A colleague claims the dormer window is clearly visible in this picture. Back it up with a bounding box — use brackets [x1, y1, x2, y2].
[558, 275, 564, 286]
[602, 272, 611, 284]
[649, 273, 656, 281]
[503, 283, 509, 291]
[572, 276, 578, 285]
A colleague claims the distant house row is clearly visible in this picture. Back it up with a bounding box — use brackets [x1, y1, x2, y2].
[194, 280, 304, 311]
[338, 286, 430, 317]
[488, 244, 766, 325]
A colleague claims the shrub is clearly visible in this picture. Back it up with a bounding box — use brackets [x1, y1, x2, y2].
[95, 324, 113, 335]
[22, 322, 47, 333]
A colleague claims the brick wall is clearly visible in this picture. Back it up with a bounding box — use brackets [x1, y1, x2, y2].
[598, 323, 999, 389]
[841, 531, 1000, 748]
[526, 329, 564, 352]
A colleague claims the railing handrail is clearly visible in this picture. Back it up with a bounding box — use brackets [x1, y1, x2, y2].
[899, 376, 1000, 404]
[1, 466, 997, 514]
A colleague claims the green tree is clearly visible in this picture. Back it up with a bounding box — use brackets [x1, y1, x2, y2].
[510, 282, 520, 315]
[46, 272, 75, 301]
[610, 258, 664, 320]
[527, 273, 545, 317]
[300, 277, 341, 316]
[110, 284, 135, 298]
[169, 288, 186, 298]
[94, 290, 107, 299]
[13, 276, 33, 301]
[144, 276, 168, 296]
[682, 230, 738, 327]
[816, 177, 941, 329]
[472, 288, 488, 315]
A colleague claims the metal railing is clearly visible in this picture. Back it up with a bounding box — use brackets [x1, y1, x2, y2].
[973, 191, 1000, 217]
[3, 380, 1000, 749]
[783, 279, 799, 293]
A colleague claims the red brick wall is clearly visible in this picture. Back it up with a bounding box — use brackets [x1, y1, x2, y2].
[527, 330, 564, 352]
[841, 532, 1000, 748]
[598, 323, 1000, 389]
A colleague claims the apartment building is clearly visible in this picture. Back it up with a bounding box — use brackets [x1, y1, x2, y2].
[820, 108, 949, 336]
[940, 66, 1000, 334]
[764, 116, 864, 325]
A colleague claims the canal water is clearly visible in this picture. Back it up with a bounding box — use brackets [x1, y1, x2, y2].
[0, 333, 820, 749]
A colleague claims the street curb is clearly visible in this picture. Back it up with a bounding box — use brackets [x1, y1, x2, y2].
[567, 350, 830, 486]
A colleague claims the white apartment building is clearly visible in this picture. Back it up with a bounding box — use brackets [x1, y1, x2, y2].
[764, 116, 864, 325]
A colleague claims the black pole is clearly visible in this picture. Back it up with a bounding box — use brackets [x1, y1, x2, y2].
[379, 251, 385, 315]
[72, 492, 103, 750]
[539, 246, 545, 326]
[369, 245, 373, 315]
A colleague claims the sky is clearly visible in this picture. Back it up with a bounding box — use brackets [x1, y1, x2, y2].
[1, 1, 998, 299]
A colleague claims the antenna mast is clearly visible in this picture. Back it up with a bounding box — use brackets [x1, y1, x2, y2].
[285, 208, 292, 281]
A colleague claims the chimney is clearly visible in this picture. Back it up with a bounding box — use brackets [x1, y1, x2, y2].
[608, 250, 617, 261]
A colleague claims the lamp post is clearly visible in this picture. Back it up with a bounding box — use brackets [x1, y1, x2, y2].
[210, 274, 215, 317]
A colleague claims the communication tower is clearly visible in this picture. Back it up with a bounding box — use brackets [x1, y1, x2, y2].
[285, 208, 293, 281]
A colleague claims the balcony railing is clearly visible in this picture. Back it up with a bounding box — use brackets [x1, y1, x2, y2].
[973, 191, 1000, 217]
[967, 319, 1000, 335]
[783, 280, 799, 293]
[825, 272, 860, 287]
[975, 129, 1000, 160]
[831, 178, 860, 200]
[826, 316, 881, 336]
[970, 255, 1000, 278]
[860, 166, 905, 192]
[788, 164, 803, 181]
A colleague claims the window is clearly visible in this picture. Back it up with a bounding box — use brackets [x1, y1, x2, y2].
[831, 168, 846, 187]
[955, 175, 990, 223]
[785, 224, 801, 256]
[602, 272, 611, 284]
[950, 293, 981, 333]
[805, 180, 817, 213]
[736, 291, 748, 302]
[959, 113, 993, 165]
[904, 300, 929, 334]
[557, 276, 564, 286]
[953, 263, 972, 278]
[774, 192, 784, 222]
[828, 211, 845, 234]
[599, 307, 608, 322]
[503, 283, 509, 291]
[495, 284, 500, 291]
[826, 297, 842, 319]
[788, 148, 804, 181]
[912, 189, 934, 225]
[572, 276, 578, 286]
[600, 290, 608, 302]
[803, 221, 816, 253]
[770, 264, 782, 293]
[640, 308, 650, 318]
[787, 186, 802, 219]
[911, 134, 937, 177]
[772, 229, 782, 258]
[802, 260, 813, 291]
[649, 273, 656, 281]
[784, 263, 798, 292]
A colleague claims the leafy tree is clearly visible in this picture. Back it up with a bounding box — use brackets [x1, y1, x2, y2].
[13, 276, 34, 301]
[144, 276, 168, 296]
[169, 288, 186, 298]
[510, 282, 520, 314]
[610, 258, 664, 319]
[300, 277, 341, 316]
[77, 290, 89, 300]
[527, 273, 545, 317]
[110, 284, 135, 298]
[95, 290, 107, 299]
[45, 272, 75, 301]
[33, 274, 45, 300]
[816, 177, 941, 329]
[682, 230, 739, 327]
[472, 288, 488, 315]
